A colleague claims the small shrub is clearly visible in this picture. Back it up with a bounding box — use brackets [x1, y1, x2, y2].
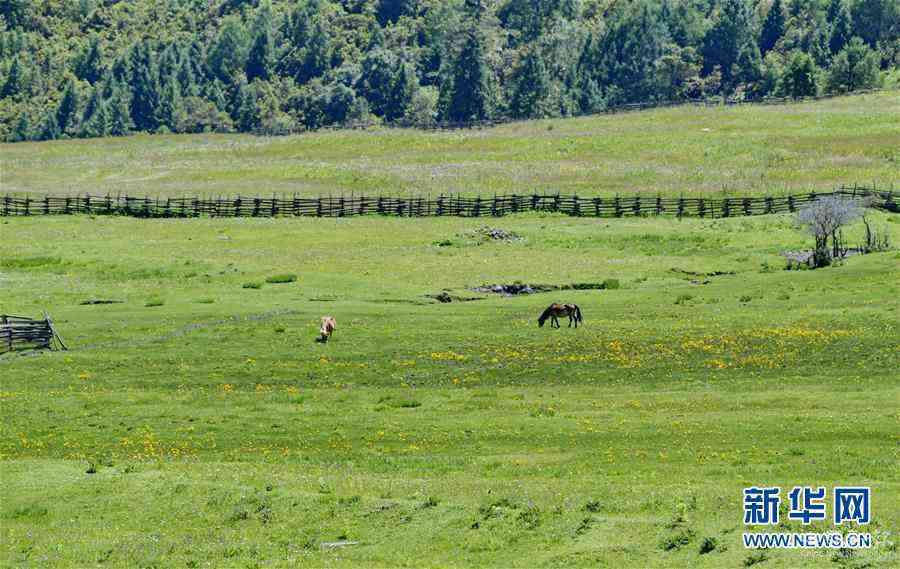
[243, 281, 263, 289]
[274, 325, 286, 333]
[85, 462, 97, 474]
[584, 500, 602, 513]
[660, 527, 695, 551]
[675, 294, 693, 305]
[144, 298, 164, 307]
[421, 496, 439, 509]
[698, 536, 718, 554]
[602, 278, 620, 290]
[739, 295, 753, 303]
[265, 273, 297, 284]
[743, 550, 769, 566]
[516, 505, 542, 529]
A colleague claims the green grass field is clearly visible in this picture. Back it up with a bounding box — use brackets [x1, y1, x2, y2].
[2, 92, 899, 198]
[2, 208, 899, 567]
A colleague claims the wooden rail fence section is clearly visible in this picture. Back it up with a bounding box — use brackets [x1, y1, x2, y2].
[0, 187, 895, 220]
[0, 314, 67, 354]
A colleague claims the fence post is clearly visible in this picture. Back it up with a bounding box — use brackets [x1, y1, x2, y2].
[632, 196, 640, 216]
[787, 195, 796, 212]
[593, 197, 602, 217]
[698, 198, 706, 218]
[614, 195, 622, 217]
[2, 315, 9, 353]
[722, 198, 730, 218]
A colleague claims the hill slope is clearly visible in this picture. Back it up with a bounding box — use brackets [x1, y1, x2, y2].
[1, 91, 898, 197]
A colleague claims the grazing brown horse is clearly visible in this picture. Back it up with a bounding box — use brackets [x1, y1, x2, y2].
[318, 316, 336, 342]
[538, 303, 583, 328]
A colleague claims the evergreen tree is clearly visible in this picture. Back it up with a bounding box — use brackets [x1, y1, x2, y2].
[829, 1, 853, 55]
[177, 48, 199, 97]
[508, 48, 552, 119]
[377, 0, 418, 26]
[76, 35, 105, 83]
[389, 60, 418, 122]
[826, 37, 880, 93]
[206, 79, 229, 112]
[9, 114, 31, 142]
[778, 51, 818, 98]
[209, 16, 249, 83]
[246, 29, 274, 82]
[246, 3, 274, 82]
[235, 83, 261, 131]
[1, 56, 28, 99]
[597, 0, 670, 104]
[301, 17, 332, 82]
[850, 0, 898, 48]
[440, 31, 497, 122]
[56, 78, 80, 133]
[108, 82, 134, 136]
[39, 112, 61, 141]
[759, 0, 785, 55]
[158, 75, 183, 130]
[128, 41, 161, 131]
[702, 0, 760, 90]
[80, 101, 111, 138]
[81, 85, 103, 125]
[358, 49, 399, 117]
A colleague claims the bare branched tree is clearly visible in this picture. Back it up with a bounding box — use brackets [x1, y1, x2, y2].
[795, 196, 864, 267]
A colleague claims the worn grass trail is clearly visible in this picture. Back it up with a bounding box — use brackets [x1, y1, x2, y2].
[2, 92, 898, 198]
[1, 212, 898, 567]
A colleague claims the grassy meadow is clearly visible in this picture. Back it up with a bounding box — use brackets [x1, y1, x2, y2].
[1, 209, 899, 567]
[1, 91, 899, 198]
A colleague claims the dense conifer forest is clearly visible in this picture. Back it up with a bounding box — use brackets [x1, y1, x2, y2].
[0, 0, 897, 142]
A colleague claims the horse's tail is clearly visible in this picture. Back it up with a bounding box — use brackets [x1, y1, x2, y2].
[574, 304, 583, 323]
[538, 306, 553, 327]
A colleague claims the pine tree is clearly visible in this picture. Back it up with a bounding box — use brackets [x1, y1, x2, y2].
[9, 114, 31, 142]
[76, 35, 105, 83]
[826, 37, 880, 93]
[1, 56, 28, 99]
[388, 60, 418, 122]
[177, 48, 199, 97]
[158, 75, 183, 131]
[235, 83, 261, 132]
[208, 16, 249, 83]
[829, 0, 853, 55]
[81, 85, 103, 126]
[759, 0, 785, 55]
[246, 2, 274, 82]
[246, 29, 274, 82]
[440, 31, 497, 122]
[702, 0, 761, 91]
[358, 49, 398, 117]
[778, 51, 818, 98]
[39, 112, 61, 141]
[80, 101, 111, 138]
[108, 82, 134, 136]
[509, 48, 552, 119]
[56, 78, 80, 133]
[206, 80, 229, 112]
[300, 17, 332, 83]
[129, 41, 161, 132]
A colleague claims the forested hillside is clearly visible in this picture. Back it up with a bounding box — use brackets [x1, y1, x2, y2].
[0, 0, 897, 142]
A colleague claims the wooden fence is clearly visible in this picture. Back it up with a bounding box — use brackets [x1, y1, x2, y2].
[0, 186, 895, 220]
[0, 314, 67, 354]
